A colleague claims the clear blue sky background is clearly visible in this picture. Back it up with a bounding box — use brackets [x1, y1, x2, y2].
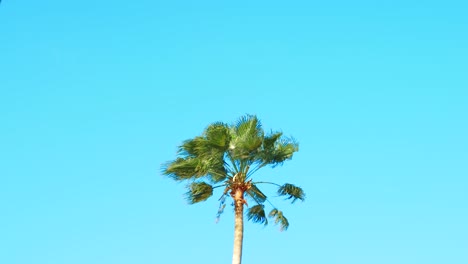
[1, 1, 467, 263]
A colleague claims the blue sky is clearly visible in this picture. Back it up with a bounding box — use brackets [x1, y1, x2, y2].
[1, 1, 467, 263]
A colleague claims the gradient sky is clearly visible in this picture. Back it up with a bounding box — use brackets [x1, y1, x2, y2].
[1, 1, 467, 264]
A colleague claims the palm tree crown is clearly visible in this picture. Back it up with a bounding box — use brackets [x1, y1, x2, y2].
[162, 115, 305, 264]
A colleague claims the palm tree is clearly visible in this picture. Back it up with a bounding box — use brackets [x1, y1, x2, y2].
[162, 115, 305, 264]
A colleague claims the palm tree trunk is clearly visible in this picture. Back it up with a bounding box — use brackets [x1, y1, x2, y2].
[232, 188, 244, 264]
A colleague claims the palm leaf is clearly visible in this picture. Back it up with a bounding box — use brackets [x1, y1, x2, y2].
[234, 115, 263, 138]
[204, 122, 231, 150]
[165, 149, 228, 182]
[207, 157, 228, 183]
[216, 193, 228, 223]
[257, 135, 299, 167]
[247, 204, 268, 225]
[278, 183, 305, 203]
[263, 131, 282, 149]
[245, 183, 267, 203]
[178, 137, 204, 157]
[269, 209, 289, 231]
[271, 138, 298, 165]
[185, 182, 213, 204]
[162, 157, 200, 181]
[229, 115, 264, 160]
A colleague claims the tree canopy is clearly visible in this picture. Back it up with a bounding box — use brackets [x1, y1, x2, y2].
[162, 114, 304, 230]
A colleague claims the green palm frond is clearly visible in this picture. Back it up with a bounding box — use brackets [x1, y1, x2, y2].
[269, 209, 289, 231]
[229, 115, 264, 160]
[278, 183, 305, 203]
[186, 182, 213, 204]
[269, 138, 299, 166]
[247, 204, 268, 225]
[256, 134, 299, 167]
[165, 146, 227, 182]
[245, 184, 267, 203]
[204, 123, 231, 150]
[180, 138, 222, 160]
[166, 157, 224, 181]
[262, 131, 283, 151]
[162, 157, 200, 181]
[178, 137, 203, 157]
[273, 137, 299, 162]
[234, 115, 263, 138]
[206, 158, 228, 183]
[168, 123, 231, 183]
